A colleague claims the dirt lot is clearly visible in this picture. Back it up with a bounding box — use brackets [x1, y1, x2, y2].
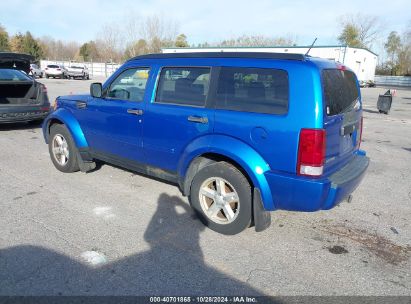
[0, 78, 410, 296]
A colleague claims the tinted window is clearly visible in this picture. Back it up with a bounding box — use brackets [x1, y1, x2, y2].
[322, 69, 359, 115]
[215, 67, 289, 115]
[155, 67, 210, 107]
[0, 69, 31, 81]
[47, 65, 59, 68]
[107, 68, 150, 102]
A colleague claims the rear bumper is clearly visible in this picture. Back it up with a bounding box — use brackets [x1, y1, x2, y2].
[264, 152, 369, 211]
[0, 105, 50, 123]
[46, 71, 64, 76]
[68, 72, 84, 76]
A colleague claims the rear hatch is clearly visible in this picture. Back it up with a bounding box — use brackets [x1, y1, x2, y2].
[322, 68, 362, 175]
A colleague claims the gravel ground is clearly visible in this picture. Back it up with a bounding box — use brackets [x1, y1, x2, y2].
[0, 78, 410, 296]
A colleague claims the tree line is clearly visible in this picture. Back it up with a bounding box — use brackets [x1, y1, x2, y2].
[0, 13, 410, 75]
[337, 14, 411, 76]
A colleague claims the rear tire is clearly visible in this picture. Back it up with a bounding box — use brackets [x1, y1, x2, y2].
[49, 124, 79, 173]
[189, 162, 252, 235]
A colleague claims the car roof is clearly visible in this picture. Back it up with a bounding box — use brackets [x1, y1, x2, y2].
[129, 52, 306, 62]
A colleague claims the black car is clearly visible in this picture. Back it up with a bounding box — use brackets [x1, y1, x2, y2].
[0, 52, 50, 124]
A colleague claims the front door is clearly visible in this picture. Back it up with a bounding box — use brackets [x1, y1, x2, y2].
[74, 67, 151, 163]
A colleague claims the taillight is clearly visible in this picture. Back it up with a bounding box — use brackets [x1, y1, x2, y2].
[57, 68, 61, 71]
[356, 116, 363, 149]
[297, 129, 326, 177]
[41, 84, 47, 93]
[45, 68, 48, 70]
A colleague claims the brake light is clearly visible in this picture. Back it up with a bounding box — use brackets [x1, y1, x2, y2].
[45, 68, 48, 70]
[297, 129, 326, 177]
[356, 116, 363, 149]
[336, 63, 347, 70]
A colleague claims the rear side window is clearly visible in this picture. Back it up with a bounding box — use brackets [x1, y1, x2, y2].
[322, 69, 359, 115]
[155, 67, 210, 107]
[215, 67, 289, 115]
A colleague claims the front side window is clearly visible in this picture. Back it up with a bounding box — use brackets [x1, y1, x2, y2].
[107, 68, 150, 102]
[155, 67, 210, 107]
[215, 67, 289, 115]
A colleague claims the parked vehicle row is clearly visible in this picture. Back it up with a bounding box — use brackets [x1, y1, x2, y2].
[42, 52, 369, 235]
[27, 63, 90, 80]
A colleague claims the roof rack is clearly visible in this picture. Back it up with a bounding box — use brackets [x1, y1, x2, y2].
[129, 52, 306, 61]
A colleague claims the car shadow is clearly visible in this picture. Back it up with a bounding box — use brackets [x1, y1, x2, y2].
[0, 121, 42, 131]
[0, 193, 266, 296]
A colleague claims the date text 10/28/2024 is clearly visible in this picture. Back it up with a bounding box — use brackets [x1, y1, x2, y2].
[149, 297, 258, 303]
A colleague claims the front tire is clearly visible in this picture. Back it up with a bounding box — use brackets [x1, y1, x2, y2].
[49, 124, 79, 173]
[189, 162, 252, 235]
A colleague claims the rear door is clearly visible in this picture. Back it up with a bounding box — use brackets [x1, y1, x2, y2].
[322, 68, 362, 174]
[212, 66, 293, 173]
[143, 66, 214, 172]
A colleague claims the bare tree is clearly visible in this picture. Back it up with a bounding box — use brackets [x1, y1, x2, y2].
[96, 23, 123, 62]
[217, 34, 297, 47]
[338, 14, 383, 49]
[139, 14, 179, 53]
[39, 36, 79, 60]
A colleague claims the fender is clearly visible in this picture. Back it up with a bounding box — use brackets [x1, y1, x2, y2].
[42, 108, 88, 149]
[178, 134, 275, 211]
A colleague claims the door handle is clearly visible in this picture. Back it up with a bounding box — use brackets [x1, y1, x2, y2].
[188, 115, 208, 124]
[76, 101, 87, 109]
[127, 109, 143, 115]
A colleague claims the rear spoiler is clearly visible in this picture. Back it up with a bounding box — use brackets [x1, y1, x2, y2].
[0, 52, 34, 74]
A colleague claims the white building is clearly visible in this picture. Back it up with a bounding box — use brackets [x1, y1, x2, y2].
[162, 45, 378, 81]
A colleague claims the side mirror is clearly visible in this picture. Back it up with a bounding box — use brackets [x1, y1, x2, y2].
[90, 83, 103, 98]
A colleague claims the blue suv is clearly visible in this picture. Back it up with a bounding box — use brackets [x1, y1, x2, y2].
[43, 52, 369, 235]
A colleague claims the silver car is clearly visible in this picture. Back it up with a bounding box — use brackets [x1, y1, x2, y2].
[29, 63, 43, 78]
[45, 64, 68, 79]
[67, 64, 90, 80]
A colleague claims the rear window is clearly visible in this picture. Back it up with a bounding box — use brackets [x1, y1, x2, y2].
[215, 67, 289, 115]
[155, 67, 210, 107]
[0, 69, 31, 81]
[47, 65, 59, 68]
[322, 69, 359, 116]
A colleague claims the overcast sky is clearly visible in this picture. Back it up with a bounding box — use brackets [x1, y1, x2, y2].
[1, 0, 410, 48]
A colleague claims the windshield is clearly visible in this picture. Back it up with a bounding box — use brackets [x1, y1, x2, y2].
[0, 69, 32, 81]
[71, 66, 83, 69]
[322, 69, 359, 115]
[47, 65, 59, 68]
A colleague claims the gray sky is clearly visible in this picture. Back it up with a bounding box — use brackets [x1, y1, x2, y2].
[1, 0, 410, 48]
